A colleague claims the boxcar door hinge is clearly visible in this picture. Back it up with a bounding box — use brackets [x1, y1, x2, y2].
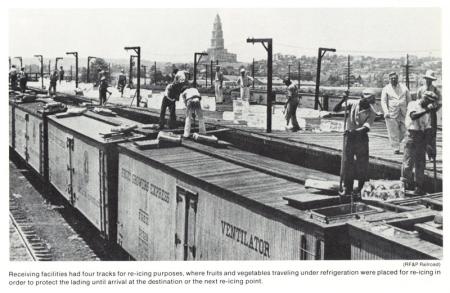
[190, 200, 198, 213]
[25, 114, 29, 121]
[176, 194, 183, 203]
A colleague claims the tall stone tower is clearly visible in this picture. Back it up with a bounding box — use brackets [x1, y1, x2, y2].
[206, 14, 237, 63]
[211, 14, 224, 49]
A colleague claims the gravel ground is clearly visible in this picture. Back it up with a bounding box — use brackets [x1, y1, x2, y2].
[9, 153, 129, 261]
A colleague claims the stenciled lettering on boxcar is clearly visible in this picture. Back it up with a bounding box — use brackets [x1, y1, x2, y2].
[138, 227, 149, 260]
[221, 220, 270, 258]
[138, 209, 149, 226]
[120, 167, 170, 204]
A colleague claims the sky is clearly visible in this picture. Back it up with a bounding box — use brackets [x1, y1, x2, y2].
[8, 8, 442, 63]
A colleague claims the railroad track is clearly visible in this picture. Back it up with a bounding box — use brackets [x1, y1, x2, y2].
[9, 197, 52, 261]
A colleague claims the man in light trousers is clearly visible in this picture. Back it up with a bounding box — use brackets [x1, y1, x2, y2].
[381, 72, 411, 154]
[214, 65, 224, 103]
[180, 85, 206, 138]
[237, 68, 253, 101]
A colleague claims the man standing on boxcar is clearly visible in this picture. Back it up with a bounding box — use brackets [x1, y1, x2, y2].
[283, 77, 300, 131]
[159, 82, 183, 130]
[179, 84, 206, 138]
[381, 72, 411, 154]
[401, 91, 437, 195]
[237, 68, 253, 101]
[48, 70, 58, 96]
[333, 89, 377, 196]
[18, 67, 28, 93]
[99, 75, 112, 105]
[59, 66, 65, 84]
[417, 70, 441, 147]
[9, 65, 18, 90]
[117, 69, 127, 98]
[214, 65, 224, 103]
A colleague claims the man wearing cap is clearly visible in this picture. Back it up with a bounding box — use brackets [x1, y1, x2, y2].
[401, 91, 437, 195]
[18, 67, 28, 93]
[99, 75, 112, 105]
[179, 84, 206, 138]
[417, 70, 441, 140]
[283, 77, 301, 131]
[117, 69, 127, 98]
[48, 70, 58, 96]
[237, 68, 253, 101]
[59, 66, 65, 84]
[214, 65, 224, 103]
[333, 89, 377, 196]
[381, 72, 411, 154]
[9, 65, 18, 90]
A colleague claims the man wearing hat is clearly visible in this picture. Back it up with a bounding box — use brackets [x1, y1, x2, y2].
[18, 67, 28, 93]
[48, 70, 58, 96]
[401, 91, 437, 195]
[99, 75, 112, 105]
[9, 65, 18, 90]
[381, 72, 411, 154]
[237, 68, 253, 101]
[117, 69, 127, 98]
[214, 65, 224, 103]
[417, 70, 441, 129]
[283, 77, 301, 131]
[333, 89, 377, 196]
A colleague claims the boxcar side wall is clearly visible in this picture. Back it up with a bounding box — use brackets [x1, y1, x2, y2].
[9, 103, 15, 148]
[14, 108, 28, 162]
[117, 153, 177, 260]
[48, 121, 72, 201]
[117, 149, 327, 261]
[27, 114, 43, 175]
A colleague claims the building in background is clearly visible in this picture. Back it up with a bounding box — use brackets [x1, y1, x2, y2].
[206, 14, 237, 63]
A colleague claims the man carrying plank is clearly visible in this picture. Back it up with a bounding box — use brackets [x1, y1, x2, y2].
[401, 91, 437, 196]
[333, 89, 377, 196]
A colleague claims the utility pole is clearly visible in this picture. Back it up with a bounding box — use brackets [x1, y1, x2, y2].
[124, 46, 141, 106]
[153, 61, 157, 85]
[87, 56, 96, 83]
[14, 56, 22, 69]
[142, 65, 147, 85]
[48, 60, 51, 76]
[247, 37, 273, 133]
[9, 57, 11, 69]
[252, 58, 255, 89]
[402, 54, 413, 89]
[210, 60, 214, 87]
[70, 65, 73, 81]
[66, 51, 78, 88]
[193, 52, 208, 87]
[298, 62, 301, 88]
[55, 57, 63, 71]
[34, 54, 44, 89]
[288, 63, 292, 80]
[205, 64, 208, 87]
[314, 47, 336, 110]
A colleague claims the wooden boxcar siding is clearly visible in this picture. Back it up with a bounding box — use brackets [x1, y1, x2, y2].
[48, 120, 118, 239]
[349, 228, 436, 260]
[9, 104, 14, 148]
[26, 114, 43, 175]
[117, 153, 177, 260]
[14, 108, 28, 162]
[117, 152, 325, 261]
[180, 179, 324, 261]
[48, 122, 72, 201]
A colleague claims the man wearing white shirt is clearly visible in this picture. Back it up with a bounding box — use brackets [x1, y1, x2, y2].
[380, 72, 411, 154]
[237, 68, 253, 101]
[179, 85, 206, 138]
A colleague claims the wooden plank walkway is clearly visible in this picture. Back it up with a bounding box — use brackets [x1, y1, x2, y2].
[207, 118, 442, 176]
